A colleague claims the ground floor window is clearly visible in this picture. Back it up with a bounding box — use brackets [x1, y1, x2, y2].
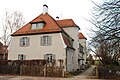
[44, 54, 55, 63]
[18, 54, 26, 60]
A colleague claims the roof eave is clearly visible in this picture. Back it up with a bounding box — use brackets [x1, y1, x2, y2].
[11, 31, 62, 36]
[62, 26, 80, 30]
[79, 38, 87, 40]
[67, 47, 75, 50]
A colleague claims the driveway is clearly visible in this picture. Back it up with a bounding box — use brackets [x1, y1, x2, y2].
[74, 65, 96, 79]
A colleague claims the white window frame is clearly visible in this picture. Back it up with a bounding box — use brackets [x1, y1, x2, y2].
[31, 24, 36, 30]
[20, 37, 29, 47]
[18, 54, 26, 60]
[44, 54, 55, 63]
[31, 23, 45, 30]
[41, 36, 52, 46]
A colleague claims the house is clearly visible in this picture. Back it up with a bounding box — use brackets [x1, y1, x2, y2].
[78, 32, 87, 69]
[8, 5, 87, 72]
[0, 42, 8, 60]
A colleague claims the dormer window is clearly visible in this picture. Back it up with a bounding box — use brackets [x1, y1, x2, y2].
[31, 22, 45, 30]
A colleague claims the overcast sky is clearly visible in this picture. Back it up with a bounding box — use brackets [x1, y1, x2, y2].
[0, 0, 103, 39]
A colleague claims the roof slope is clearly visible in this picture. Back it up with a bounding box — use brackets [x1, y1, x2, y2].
[78, 32, 87, 40]
[57, 19, 80, 30]
[62, 34, 74, 49]
[12, 13, 63, 36]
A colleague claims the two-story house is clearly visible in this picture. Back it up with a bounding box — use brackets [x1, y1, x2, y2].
[8, 5, 87, 72]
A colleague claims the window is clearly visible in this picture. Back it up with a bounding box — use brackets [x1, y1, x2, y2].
[31, 22, 45, 30]
[41, 36, 52, 46]
[44, 54, 55, 63]
[20, 37, 29, 47]
[18, 54, 26, 60]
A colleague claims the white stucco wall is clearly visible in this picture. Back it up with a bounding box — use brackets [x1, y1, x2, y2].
[63, 27, 79, 70]
[66, 49, 74, 72]
[8, 33, 66, 63]
[79, 39, 87, 64]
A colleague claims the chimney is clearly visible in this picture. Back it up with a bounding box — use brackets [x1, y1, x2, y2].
[43, 4, 48, 14]
[56, 16, 59, 20]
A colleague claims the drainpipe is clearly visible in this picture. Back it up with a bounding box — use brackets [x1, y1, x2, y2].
[82, 53, 84, 64]
[65, 47, 69, 72]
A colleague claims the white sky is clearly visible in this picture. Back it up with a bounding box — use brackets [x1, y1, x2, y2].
[0, 0, 103, 39]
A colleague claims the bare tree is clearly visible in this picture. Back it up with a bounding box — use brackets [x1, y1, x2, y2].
[87, 54, 94, 65]
[89, 0, 120, 65]
[1, 10, 25, 59]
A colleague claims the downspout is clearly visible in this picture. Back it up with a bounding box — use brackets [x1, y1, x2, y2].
[82, 53, 84, 64]
[65, 47, 69, 72]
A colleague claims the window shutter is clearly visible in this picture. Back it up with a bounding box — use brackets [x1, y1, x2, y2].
[44, 54, 47, 60]
[18, 54, 20, 60]
[23, 55, 26, 60]
[41, 36, 43, 46]
[52, 54, 55, 63]
[53, 54, 55, 60]
[26, 38, 30, 46]
[20, 38, 22, 46]
[49, 36, 52, 45]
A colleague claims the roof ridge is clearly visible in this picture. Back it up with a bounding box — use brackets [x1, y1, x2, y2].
[56, 19, 73, 21]
[46, 13, 63, 31]
[31, 14, 43, 22]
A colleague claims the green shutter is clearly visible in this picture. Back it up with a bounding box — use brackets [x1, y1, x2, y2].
[41, 36, 43, 46]
[20, 38, 22, 46]
[44, 54, 47, 60]
[26, 38, 30, 46]
[49, 36, 52, 45]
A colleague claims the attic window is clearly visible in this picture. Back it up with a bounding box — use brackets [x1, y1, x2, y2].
[31, 22, 45, 30]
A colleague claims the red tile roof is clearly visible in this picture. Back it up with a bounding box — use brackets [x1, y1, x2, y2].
[12, 13, 63, 36]
[12, 13, 80, 36]
[57, 19, 80, 30]
[78, 32, 87, 40]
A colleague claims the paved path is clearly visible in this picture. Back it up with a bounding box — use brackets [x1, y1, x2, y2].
[74, 65, 96, 79]
[0, 66, 99, 80]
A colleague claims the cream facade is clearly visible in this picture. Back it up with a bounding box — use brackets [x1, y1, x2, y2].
[62, 27, 80, 70]
[9, 34, 65, 59]
[9, 33, 75, 72]
[79, 38, 87, 64]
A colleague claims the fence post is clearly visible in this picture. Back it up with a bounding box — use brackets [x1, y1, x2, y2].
[20, 64, 22, 75]
[62, 67, 64, 77]
[43, 65, 46, 76]
[96, 66, 98, 78]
